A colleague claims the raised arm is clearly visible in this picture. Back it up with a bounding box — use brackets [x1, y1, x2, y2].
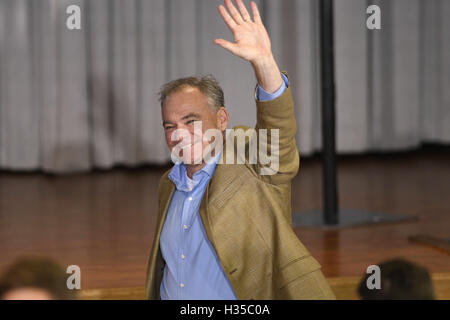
[215, 0, 299, 184]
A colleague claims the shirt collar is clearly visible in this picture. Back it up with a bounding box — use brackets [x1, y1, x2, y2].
[168, 148, 222, 192]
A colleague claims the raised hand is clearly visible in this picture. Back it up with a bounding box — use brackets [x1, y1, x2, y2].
[214, 0, 271, 63]
[214, 0, 283, 93]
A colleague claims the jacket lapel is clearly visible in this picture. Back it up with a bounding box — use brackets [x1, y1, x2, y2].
[156, 175, 175, 239]
[146, 172, 174, 299]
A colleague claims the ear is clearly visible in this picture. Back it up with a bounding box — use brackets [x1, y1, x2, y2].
[216, 107, 229, 131]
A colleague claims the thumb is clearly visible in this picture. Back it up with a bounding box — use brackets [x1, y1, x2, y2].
[214, 38, 240, 56]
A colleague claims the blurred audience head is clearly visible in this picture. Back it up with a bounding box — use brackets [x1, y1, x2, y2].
[358, 258, 435, 300]
[0, 256, 76, 300]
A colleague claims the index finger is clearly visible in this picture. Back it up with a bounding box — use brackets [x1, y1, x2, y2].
[218, 4, 238, 31]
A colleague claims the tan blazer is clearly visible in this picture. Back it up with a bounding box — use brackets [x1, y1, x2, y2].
[145, 74, 336, 300]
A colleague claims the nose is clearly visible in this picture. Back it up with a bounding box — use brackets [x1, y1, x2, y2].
[170, 127, 192, 145]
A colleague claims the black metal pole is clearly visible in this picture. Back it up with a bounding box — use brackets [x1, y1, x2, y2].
[293, 0, 415, 229]
[319, 0, 338, 225]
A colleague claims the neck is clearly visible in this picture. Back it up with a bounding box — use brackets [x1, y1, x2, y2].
[184, 137, 225, 179]
[186, 163, 206, 179]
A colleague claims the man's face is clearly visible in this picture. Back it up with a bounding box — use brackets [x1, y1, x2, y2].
[162, 86, 227, 165]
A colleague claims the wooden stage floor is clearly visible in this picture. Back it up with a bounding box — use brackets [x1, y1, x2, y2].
[1, 148, 449, 290]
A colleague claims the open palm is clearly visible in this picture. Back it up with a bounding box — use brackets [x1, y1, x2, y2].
[214, 0, 273, 63]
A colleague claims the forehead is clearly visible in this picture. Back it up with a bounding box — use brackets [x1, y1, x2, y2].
[162, 86, 212, 118]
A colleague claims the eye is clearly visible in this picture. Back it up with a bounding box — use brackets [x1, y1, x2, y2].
[186, 120, 196, 125]
[164, 125, 175, 131]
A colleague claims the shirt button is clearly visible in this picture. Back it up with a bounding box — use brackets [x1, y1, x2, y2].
[188, 197, 193, 201]
[180, 283, 185, 288]
[183, 225, 188, 230]
[181, 254, 185, 259]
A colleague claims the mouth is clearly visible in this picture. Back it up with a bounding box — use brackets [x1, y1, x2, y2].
[176, 139, 203, 150]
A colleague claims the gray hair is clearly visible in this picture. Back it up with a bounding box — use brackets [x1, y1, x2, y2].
[159, 75, 225, 112]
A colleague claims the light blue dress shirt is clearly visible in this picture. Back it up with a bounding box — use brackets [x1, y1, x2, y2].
[159, 74, 288, 300]
[256, 73, 288, 101]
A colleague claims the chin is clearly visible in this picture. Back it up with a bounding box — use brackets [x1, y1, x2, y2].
[183, 155, 204, 166]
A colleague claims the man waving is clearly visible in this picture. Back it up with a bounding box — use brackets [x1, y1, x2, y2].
[145, 0, 335, 300]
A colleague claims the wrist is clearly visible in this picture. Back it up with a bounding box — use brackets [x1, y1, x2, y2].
[250, 53, 276, 70]
[251, 54, 283, 94]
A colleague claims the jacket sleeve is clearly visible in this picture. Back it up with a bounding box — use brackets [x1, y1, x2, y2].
[253, 71, 300, 185]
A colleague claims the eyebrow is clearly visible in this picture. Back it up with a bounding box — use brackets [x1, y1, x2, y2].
[162, 113, 201, 126]
[181, 113, 201, 121]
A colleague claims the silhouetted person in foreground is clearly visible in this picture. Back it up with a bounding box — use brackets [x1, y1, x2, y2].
[0, 256, 76, 300]
[358, 258, 435, 300]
